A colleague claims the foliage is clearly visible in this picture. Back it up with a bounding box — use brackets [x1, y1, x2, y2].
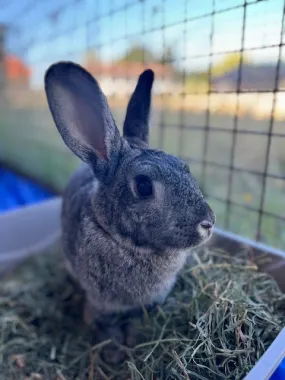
[159, 46, 175, 65]
[185, 72, 209, 93]
[183, 53, 251, 91]
[119, 44, 177, 68]
[83, 49, 100, 66]
[119, 44, 156, 63]
[211, 52, 251, 77]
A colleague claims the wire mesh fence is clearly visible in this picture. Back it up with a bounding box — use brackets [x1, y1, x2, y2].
[0, 0, 284, 250]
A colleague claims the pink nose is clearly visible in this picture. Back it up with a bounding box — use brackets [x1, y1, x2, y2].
[200, 220, 213, 230]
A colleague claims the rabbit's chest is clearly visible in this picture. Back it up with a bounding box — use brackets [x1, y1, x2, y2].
[78, 228, 189, 307]
[117, 249, 188, 304]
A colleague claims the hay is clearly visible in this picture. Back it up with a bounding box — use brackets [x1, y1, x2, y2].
[0, 248, 284, 380]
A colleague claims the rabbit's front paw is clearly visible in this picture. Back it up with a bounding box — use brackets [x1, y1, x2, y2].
[99, 325, 126, 364]
[83, 302, 94, 325]
[124, 322, 139, 348]
[83, 299, 101, 325]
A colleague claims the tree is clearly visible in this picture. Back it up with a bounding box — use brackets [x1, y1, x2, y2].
[185, 72, 210, 93]
[119, 44, 155, 63]
[159, 46, 175, 65]
[211, 52, 251, 77]
[83, 49, 99, 66]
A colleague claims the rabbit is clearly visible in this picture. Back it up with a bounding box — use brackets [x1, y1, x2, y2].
[44, 61, 215, 330]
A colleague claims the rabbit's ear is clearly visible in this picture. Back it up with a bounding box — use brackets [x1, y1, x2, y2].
[45, 62, 121, 175]
[123, 69, 154, 145]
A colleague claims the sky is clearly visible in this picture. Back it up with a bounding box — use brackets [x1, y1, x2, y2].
[1, 0, 285, 88]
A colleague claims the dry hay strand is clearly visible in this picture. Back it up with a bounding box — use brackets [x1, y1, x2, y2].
[0, 247, 284, 380]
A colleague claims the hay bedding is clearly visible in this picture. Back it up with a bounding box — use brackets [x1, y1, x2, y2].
[0, 248, 284, 380]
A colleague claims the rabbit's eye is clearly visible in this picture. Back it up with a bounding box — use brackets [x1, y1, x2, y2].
[184, 164, 190, 174]
[135, 175, 153, 198]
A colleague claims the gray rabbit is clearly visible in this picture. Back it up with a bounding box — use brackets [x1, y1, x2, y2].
[44, 62, 215, 329]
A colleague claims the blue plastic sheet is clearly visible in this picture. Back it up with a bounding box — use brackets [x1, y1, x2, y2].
[270, 357, 285, 380]
[0, 168, 53, 213]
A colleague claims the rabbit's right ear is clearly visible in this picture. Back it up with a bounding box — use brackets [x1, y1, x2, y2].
[123, 69, 154, 145]
[45, 62, 121, 178]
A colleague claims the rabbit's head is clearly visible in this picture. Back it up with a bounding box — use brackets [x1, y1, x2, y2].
[45, 62, 215, 252]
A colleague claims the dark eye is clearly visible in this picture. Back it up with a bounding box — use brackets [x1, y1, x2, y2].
[184, 164, 190, 174]
[134, 175, 153, 198]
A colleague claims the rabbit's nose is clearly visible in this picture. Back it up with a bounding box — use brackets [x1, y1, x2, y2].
[200, 202, 216, 226]
[200, 220, 213, 230]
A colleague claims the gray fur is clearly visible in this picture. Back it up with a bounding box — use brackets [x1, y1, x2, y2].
[45, 62, 215, 320]
[123, 69, 154, 146]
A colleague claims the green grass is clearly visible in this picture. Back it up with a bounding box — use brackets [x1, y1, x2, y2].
[0, 105, 284, 249]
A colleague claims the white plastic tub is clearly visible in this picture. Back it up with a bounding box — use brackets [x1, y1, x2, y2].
[209, 229, 285, 380]
[0, 197, 61, 275]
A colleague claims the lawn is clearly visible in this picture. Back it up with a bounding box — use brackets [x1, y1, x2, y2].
[0, 105, 284, 249]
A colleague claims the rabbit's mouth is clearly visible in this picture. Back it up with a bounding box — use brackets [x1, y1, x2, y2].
[170, 218, 214, 250]
[197, 222, 213, 241]
[185, 222, 214, 248]
[195, 226, 213, 247]
[169, 225, 213, 251]
[195, 212, 216, 246]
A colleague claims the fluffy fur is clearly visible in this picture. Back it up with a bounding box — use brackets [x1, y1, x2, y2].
[45, 62, 215, 321]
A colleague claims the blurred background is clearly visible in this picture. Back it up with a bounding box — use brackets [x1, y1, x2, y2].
[0, 0, 284, 250]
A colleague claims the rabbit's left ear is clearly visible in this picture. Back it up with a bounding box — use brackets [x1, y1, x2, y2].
[123, 69, 154, 145]
[44, 61, 122, 180]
